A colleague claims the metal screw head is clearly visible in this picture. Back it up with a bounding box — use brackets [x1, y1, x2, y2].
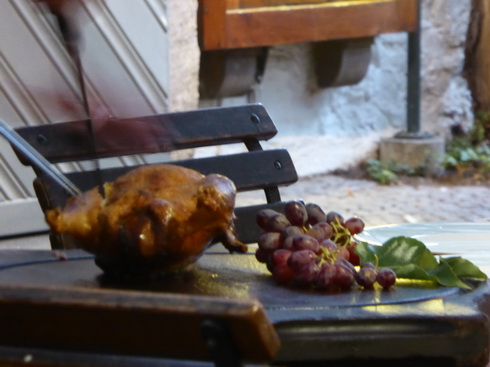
[37, 134, 48, 145]
[250, 113, 260, 124]
[274, 160, 282, 170]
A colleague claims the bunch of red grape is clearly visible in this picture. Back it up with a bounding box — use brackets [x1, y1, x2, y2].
[254, 201, 396, 292]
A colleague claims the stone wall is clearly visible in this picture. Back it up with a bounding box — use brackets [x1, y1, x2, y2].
[168, 0, 200, 112]
[205, 0, 474, 177]
[420, 0, 474, 134]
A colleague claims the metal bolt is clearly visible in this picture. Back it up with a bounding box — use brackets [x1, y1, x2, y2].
[250, 113, 260, 124]
[274, 160, 282, 170]
[37, 134, 48, 145]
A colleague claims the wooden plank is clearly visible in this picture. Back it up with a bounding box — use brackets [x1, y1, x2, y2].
[33, 150, 297, 246]
[198, 0, 229, 49]
[34, 149, 297, 207]
[0, 249, 489, 366]
[15, 104, 276, 163]
[59, 150, 296, 192]
[232, 0, 339, 8]
[0, 282, 280, 363]
[200, 0, 418, 50]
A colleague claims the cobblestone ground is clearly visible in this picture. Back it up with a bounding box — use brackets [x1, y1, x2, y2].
[4, 174, 489, 250]
[236, 174, 490, 228]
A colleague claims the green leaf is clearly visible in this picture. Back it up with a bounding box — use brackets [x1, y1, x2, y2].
[356, 236, 486, 289]
[357, 236, 439, 269]
[393, 263, 437, 280]
[427, 261, 471, 289]
[442, 256, 487, 279]
[390, 263, 469, 289]
[355, 242, 379, 264]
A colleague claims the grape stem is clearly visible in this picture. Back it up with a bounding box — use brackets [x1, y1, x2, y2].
[330, 219, 351, 247]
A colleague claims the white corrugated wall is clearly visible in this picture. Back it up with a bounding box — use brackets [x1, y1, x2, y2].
[0, 0, 172, 237]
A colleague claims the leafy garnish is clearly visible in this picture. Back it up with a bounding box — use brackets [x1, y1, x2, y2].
[356, 236, 487, 289]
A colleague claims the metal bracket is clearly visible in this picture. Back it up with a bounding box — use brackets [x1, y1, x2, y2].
[201, 319, 243, 367]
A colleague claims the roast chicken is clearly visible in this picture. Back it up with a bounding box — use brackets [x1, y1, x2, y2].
[46, 164, 247, 278]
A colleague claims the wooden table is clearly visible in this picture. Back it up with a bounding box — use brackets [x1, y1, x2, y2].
[0, 236, 489, 366]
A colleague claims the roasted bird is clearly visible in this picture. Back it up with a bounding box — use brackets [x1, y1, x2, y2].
[46, 164, 247, 278]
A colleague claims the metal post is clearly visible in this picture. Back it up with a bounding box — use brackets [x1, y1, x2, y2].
[397, 0, 431, 139]
[407, 0, 421, 134]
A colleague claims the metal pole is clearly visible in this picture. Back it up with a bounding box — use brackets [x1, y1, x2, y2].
[0, 120, 81, 197]
[406, 0, 421, 134]
[398, 0, 431, 138]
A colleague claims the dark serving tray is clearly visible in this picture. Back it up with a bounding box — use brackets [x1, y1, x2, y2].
[0, 248, 489, 366]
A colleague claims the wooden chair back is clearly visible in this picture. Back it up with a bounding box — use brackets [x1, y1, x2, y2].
[15, 103, 298, 249]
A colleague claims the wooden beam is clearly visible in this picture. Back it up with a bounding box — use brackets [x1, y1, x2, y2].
[231, 0, 331, 9]
[198, 0, 228, 49]
[199, 0, 418, 50]
[465, 0, 490, 112]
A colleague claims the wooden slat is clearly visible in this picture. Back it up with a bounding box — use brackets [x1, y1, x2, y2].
[24, 127, 298, 247]
[199, 0, 418, 50]
[0, 283, 280, 363]
[15, 104, 276, 163]
[59, 150, 296, 192]
[33, 150, 298, 245]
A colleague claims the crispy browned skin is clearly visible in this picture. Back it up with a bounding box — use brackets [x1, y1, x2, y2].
[46, 165, 247, 276]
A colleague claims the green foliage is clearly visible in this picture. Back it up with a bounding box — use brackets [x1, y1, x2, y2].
[365, 112, 490, 184]
[365, 159, 417, 185]
[356, 237, 487, 289]
[444, 112, 490, 180]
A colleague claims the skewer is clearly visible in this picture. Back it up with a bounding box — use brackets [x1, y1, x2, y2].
[0, 119, 81, 197]
[54, 11, 104, 193]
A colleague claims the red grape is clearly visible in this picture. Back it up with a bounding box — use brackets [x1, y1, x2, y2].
[326, 211, 344, 225]
[254, 202, 397, 293]
[376, 268, 397, 288]
[255, 247, 269, 263]
[269, 249, 292, 274]
[290, 235, 320, 253]
[347, 242, 360, 266]
[256, 209, 278, 230]
[319, 239, 338, 252]
[356, 266, 378, 288]
[257, 232, 283, 252]
[273, 262, 294, 284]
[284, 200, 308, 227]
[344, 217, 365, 235]
[294, 263, 320, 286]
[287, 249, 317, 272]
[282, 225, 305, 238]
[271, 249, 292, 267]
[282, 236, 295, 251]
[336, 258, 356, 275]
[256, 210, 291, 232]
[337, 246, 350, 261]
[333, 263, 356, 289]
[268, 213, 291, 232]
[305, 203, 326, 225]
[306, 226, 327, 242]
[361, 262, 377, 270]
[315, 263, 336, 289]
[314, 222, 333, 239]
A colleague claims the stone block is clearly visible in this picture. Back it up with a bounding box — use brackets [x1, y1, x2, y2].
[379, 136, 445, 177]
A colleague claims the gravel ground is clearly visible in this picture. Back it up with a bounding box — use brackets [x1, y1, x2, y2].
[236, 173, 490, 227]
[3, 173, 489, 250]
